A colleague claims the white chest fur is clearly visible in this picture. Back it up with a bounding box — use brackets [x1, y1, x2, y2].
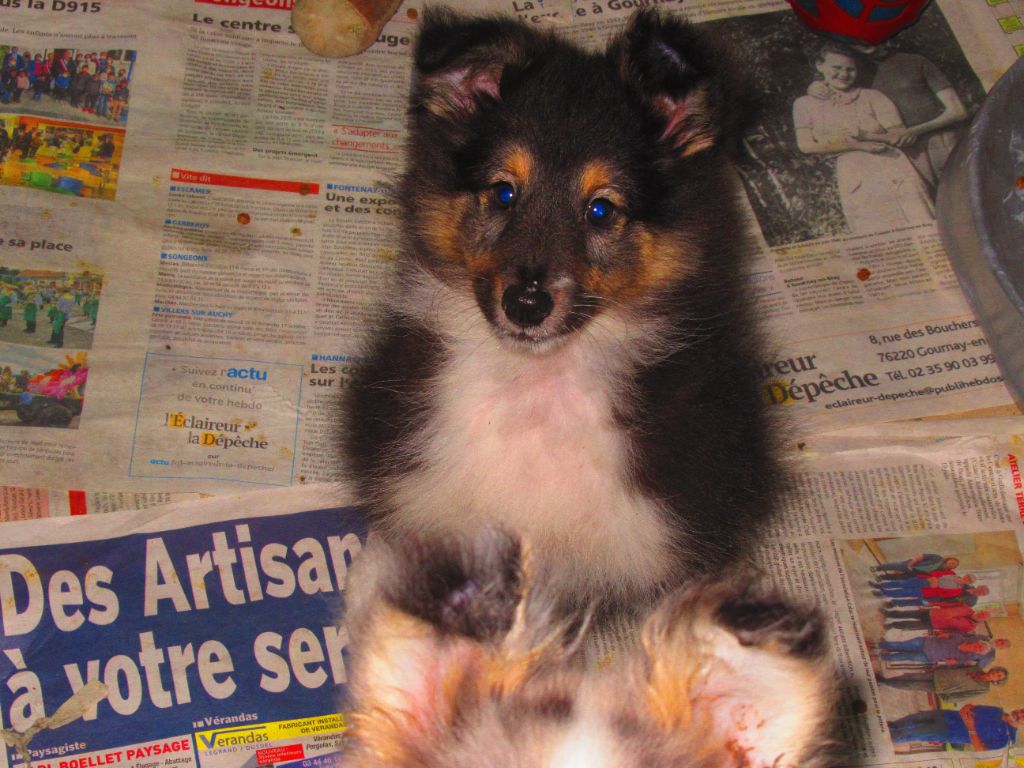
[385, 327, 676, 601]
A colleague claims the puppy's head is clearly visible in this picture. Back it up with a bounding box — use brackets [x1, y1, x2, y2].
[342, 532, 835, 768]
[400, 8, 740, 351]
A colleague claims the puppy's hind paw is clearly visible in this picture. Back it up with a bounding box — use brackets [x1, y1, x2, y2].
[715, 584, 826, 659]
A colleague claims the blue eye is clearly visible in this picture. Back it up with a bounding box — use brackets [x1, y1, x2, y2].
[492, 181, 516, 208]
[587, 197, 614, 225]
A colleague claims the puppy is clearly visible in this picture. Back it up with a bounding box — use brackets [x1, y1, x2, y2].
[343, 8, 779, 614]
[341, 531, 835, 768]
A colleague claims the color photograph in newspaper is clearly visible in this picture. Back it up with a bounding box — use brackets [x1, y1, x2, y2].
[0, 348, 87, 430]
[0, 263, 103, 351]
[843, 533, 1024, 755]
[0, 46, 134, 201]
[0, 493, 365, 768]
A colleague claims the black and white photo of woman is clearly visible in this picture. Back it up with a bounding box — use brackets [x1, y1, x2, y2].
[792, 43, 934, 236]
[805, 42, 968, 197]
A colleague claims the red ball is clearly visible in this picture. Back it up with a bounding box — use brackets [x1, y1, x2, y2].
[787, 0, 932, 44]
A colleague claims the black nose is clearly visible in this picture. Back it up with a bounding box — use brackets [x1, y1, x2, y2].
[501, 281, 553, 328]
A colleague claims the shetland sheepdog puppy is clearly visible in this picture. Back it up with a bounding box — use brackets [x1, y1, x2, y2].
[340, 531, 834, 768]
[343, 7, 780, 615]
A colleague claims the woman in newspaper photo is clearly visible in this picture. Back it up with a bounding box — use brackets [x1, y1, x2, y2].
[792, 42, 934, 235]
[804, 42, 969, 198]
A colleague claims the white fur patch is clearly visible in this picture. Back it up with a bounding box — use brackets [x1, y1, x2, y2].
[548, 713, 619, 768]
[698, 623, 832, 768]
[383, 271, 680, 602]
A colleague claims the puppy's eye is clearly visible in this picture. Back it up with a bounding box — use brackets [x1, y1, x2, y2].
[586, 197, 615, 225]
[491, 181, 517, 209]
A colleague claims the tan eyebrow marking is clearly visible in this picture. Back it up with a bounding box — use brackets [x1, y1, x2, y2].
[580, 161, 617, 199]
[501, 144, 534, 184]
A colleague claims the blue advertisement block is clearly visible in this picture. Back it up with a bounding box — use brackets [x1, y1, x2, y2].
[0, 505, 368, 768]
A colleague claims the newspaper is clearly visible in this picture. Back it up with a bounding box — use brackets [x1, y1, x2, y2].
[0, 487, 204, 521]
[4, 429, 1024, 766]
[0, 484, 364, 768]
[770, 424, 1024, 763]
[0, 0, 1018, 500]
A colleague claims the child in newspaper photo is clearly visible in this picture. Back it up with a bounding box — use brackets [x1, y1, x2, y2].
[0, 47, 135, 123]
[0, 264, 103, 350]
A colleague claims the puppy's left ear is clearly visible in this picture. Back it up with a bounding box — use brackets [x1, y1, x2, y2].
[611, 10, 736, 156]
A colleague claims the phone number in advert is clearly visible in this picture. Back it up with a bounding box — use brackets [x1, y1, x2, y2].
[878, 352, 998, 382]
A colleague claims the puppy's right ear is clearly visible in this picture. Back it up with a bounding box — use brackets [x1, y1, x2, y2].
[610, 9, 738, 157]
[412, 6, 532, 119]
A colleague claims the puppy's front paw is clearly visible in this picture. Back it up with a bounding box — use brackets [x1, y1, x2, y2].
[382, 527, 523, 642]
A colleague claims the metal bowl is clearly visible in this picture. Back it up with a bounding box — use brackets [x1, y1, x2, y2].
[937, 55, 1024, 408]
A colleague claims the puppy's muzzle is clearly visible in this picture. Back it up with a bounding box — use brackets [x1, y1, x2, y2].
[501, 279, 553, 328]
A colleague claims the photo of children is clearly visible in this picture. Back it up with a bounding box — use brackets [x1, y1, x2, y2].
[0, 115, 124, 199]
[843, 534, 1024, 754]
[1, 46, 135, 126]
[0, 264, 103, 349]
[0, 346, 87, 428]
[0, 45, 134, 200]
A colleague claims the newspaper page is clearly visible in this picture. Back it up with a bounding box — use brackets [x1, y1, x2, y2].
[4, 423, 1024, 768]
[0, 486, 203, 521]
[760, 424, 1024, 764]
[0, 0, 1019, 506]
[0, 484, 364, 768]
